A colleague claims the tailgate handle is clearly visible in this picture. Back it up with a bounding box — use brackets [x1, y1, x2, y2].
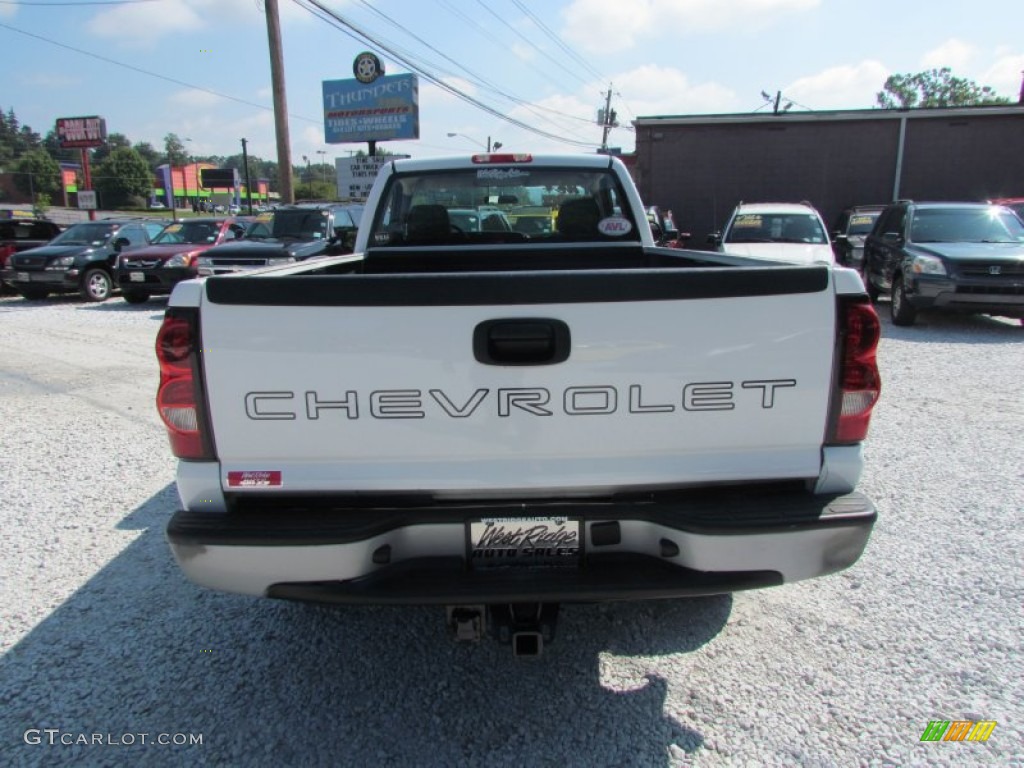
[474, 318, 571, 366]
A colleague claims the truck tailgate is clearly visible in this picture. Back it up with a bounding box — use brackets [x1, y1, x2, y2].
[198, 268, 835, 495]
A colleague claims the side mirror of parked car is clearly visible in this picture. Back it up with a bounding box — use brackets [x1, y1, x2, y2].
[331, 225, 358, 252]
[706, 232, 722, 246]
[881, 231, 903, 245]
[833, 232, 847, 242]
[113, 237, 131, 252]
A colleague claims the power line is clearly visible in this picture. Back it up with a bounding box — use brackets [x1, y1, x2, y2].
[0, 21, 321, 125]
[507, 0, 606, 83]
[292, 0, 597, 149]
[350, 0, 597, 134]
[471, 0, 591, 89]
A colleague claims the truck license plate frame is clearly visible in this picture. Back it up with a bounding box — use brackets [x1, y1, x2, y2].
[468, 516, 581, 568]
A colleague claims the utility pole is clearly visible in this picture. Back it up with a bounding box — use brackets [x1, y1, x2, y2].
[265, 0, 294, 204]
[598, 85, 617, 153]
[316, 149, 327, 186]
[241, 138, 253, 215]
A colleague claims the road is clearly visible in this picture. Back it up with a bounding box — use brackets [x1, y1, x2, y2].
[0, 294, 1021, 767]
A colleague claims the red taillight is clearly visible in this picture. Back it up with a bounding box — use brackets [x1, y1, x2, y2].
[156, 309, 213, 460]
[830, 300, 881, 443]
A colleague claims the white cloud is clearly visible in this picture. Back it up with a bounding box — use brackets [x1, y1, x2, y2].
[785, 60, 890, 110]
[561, 0, 820, 52]
[87, 0, 204, 45]
[612, 65, 738, 115]
[298, 124, 329, 155]
[0, 4, 16, 19]
[480, 66, 739, 155]
[422, 77, 478, 106]
[86, 0, 311, 46]
[19, 73, 82, 89]
[168, 89, 225, 108]
[978, 53, 1024, 100]
[920, 39, 975, 71]
[511, 42, 537, 62]
[561, 0, 655, 53]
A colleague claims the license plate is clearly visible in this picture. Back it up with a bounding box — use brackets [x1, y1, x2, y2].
[129, 272, 145, 282]
[16, 271, 29, 282]
[468, 516, 581, 567]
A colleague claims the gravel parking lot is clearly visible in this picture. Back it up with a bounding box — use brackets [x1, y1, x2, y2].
[1, 293, 1021, 767]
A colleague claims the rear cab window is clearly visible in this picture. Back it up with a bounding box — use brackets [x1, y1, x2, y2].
[366, 165, 641, 248]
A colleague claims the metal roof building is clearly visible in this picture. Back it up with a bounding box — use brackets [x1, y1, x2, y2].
[632, 105, 1024, 246]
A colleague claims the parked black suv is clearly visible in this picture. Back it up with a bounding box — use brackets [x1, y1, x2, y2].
[832, 204, 884, 273]
[863, 200, 1024, 326]
[195, 203, 363, 275]
[2, 218, 166, 301]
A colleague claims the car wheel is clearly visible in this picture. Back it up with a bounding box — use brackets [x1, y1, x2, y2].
[80, 268, 113, 302]
[891, 274, 916, 326]
[19, 287, 49, 300]
[122, 290, 150, 304]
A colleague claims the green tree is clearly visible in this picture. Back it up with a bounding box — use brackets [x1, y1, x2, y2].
[94, 147, 153, 208]
[13, 149, 61, 200]
[133, 141, 161, 171]
[91, 132, 132, 164]
[41, 129, 80, 165]
[877, 67, 1011, 108]
[0, 106, 42, 167]
[163, 132, 188, 167]
[296, 179, 336, 200]
[33, 192, 52, 218]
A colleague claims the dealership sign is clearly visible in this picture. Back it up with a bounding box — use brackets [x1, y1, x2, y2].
[77, 191, 97, 210]
[322, 73, 419, 144]
[335, 155, 408, 199]
[56, 116, 107, 149]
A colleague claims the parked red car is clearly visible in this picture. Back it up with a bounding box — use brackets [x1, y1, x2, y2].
[115, 217, 247, 303]
[0, 217, 62, 294]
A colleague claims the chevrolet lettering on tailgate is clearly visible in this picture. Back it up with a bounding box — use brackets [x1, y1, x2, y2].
[243, 380, 798, 420]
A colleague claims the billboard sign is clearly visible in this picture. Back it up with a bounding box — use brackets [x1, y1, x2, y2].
[335, 155, 408, 200]
[322, 73, 419, 144]
[77, 191, 97, 210]
[56, 116, 107, 149]
[200, 168, 240, 189]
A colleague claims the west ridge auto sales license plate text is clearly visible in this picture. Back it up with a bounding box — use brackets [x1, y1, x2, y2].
[469, 517, 580, 567]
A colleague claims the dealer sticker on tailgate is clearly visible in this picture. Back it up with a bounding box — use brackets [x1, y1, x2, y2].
[469, 517, 580, 567]
[227, 470, 282, 488]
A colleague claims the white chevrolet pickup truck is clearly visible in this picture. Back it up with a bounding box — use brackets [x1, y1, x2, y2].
[157, 153, 881, 655]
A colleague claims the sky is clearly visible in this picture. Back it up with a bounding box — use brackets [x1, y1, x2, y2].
[1, 0, 1023, 168]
